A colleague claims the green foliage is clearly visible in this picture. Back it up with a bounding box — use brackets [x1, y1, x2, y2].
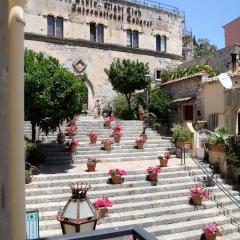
[224, 135, 240, 167]
[171, 124, 192, 142]
[105, 59, 150, 110]
[112, 94, 136, 120]
[160, 64, 218, 83]
[207, 127, 232, 145]
[24, 48, 87, 141]
[194, 38, 217, 58]
[148, 87, 172, 122]
[24, 139, 45, 165]
[25, 169, 32, 177]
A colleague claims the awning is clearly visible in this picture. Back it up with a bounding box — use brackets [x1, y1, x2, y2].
[172, 97, 193, 103]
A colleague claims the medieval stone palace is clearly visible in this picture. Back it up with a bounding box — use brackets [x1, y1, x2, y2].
[24, 0, 183, 109]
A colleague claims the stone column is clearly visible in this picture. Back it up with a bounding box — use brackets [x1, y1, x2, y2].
[8, 0, 26, 239]
[0, 0, 9, 239]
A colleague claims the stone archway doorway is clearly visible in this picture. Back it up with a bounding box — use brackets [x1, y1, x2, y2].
[84, 78, 95, 110]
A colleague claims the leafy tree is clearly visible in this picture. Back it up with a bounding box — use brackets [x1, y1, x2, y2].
[105, 59, 150, 110]
[194, 38, 217, 58]
[24, 48, 87, 142]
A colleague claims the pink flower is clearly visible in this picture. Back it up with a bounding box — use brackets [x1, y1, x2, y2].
[110, 131, 123, 137]
[109, 168, 127, 176]
[147, 166, 161, 174]
[202, 222, 224, 236]
[106, 116, 114, 123]
[164, 152, 171, 159]
[70, 139, 79, 146]
[135, 137, 145, 144]
[94, 197, 113, 208]
[101, 139, 114, 144]
[189, 184, 210, 199]
[112, 125, 122, 132]
[86, 131, 100, 138]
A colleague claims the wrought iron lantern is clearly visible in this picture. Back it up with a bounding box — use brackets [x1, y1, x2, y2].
[57, 183, 98, 234]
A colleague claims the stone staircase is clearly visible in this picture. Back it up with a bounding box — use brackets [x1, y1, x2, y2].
[25, 116, 240, 239]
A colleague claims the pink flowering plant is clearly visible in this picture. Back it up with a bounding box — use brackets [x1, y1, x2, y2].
[189, 184, 210, 199]
[86, 131, 100, 138]
[101, 139, 114, 145]
[135, 137, 145, 144]
[109, 168, 127, 176]
[112, 125, 122, 132]
[164, 152, 171, 159]
[147, 166, 161, 174]
[110, 131, 123, 137]
[94, 196, 113, 208]
[87, 157, 101, 165]
[65, 126, 78, 136]
[70, 139, 79, 146]
[105, 116, 114, 124]
[202, 222, 224, 236]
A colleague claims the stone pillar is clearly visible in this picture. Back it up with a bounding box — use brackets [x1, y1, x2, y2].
[8, 1, 26, 239]
[0, 1, 9, 239]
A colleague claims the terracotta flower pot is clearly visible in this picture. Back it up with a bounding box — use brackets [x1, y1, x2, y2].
[57, 134, 66, 144]
[160, 159, 169, 167]
[136, 142, 144, 149]
[87, 163, 96, 172]
[96, 207, 108, 218]
[207, 144, 224, 152]
[90, 136, 97, 144]
[204, 232, 217, 240]
[114, 135, 121, 143]
[176, 141, 191, 149]
[69, 144, 77, 152]
[148, 173, 158, 181]
[140, 134, 148, 143]
[25, 176, 32, 184]
[192, 195, 203, 205]
[139, 114, 144, 121]
[104, 143, 112, 151]
[111, 175, 122, 184]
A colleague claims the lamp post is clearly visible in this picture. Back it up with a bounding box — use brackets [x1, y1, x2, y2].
[57, 184, 98, 234]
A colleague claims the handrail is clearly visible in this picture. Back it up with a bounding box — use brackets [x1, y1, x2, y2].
[38, 224, 158, 240]
[181, 147, 240, 209]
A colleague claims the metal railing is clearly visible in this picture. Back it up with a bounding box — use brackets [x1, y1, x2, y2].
[38, 224, 158, 240]
[181, 147, 240, 209]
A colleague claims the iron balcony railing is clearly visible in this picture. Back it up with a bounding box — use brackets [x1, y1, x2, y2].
[38, 224, 158, 240]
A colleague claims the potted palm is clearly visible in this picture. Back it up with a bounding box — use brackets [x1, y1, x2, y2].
[94, 196, 113, 219]
[86, 157, 101, 172]
[158, 152, 171, 167]
[147, 166, 161, 181]
[189, 184, 210, 206]
[171, 124, 192, 149]
[202, 223, 224, 240]
[86, 131, 100, 144]
[109, 168, 127, 184]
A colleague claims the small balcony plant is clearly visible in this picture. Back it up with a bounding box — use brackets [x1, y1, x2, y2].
[109, 168, 127, 184]
[69, 139, 79, 153]
[101, 139, 114, 151]
[158, 152, 171, 167]
[94, 196, 113, 219]
[135, 137, 145, 149]
[147, 166, 161, 181]
[86, 131, 100, 144]
[86, 157, 101, 172]
[189, 184, 210, 206]
[202, 222, 223, 240]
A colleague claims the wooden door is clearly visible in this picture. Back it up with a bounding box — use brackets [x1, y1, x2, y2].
[184, 105, 194, 121]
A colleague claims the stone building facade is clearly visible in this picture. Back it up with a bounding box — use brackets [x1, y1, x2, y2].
[24, 0, 183, 109]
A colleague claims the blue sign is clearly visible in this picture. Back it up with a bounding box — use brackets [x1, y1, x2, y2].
[26, 210, 39, 240]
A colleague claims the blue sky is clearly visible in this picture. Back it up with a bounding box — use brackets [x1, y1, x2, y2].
[142, 0, 240, 49]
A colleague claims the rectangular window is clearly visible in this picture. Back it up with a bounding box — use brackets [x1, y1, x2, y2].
[56, 17, 63, 37]
[90, 22, 96, 42]
[155, 69, 161, 80]
[47, 15, 55, 36]
[132, 31, 139, 48]
[97, 24, 104, 43]
[127, 30, 132, 47]
[156, 35, 161, 52]
[161, 36, 167, 52]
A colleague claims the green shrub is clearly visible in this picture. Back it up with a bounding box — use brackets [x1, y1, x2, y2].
[171, 124, 192, 142]
[24, 140, 45, 165]
[224, 135, 240, 167]
[207, 127, 232, 145]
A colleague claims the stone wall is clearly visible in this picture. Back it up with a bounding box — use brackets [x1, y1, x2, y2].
[181, 44, 240, 73]
[25, 36, 181, 109]
[0, 0, 9, 239]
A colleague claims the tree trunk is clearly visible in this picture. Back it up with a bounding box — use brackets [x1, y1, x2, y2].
[31, 122, 36, 143]
[125, 94, 132, 110]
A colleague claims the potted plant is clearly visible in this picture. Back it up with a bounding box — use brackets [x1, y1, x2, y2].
[202, 222, 224, 240]
[109, 168, 127, 184]
[65, 125, 78, 139]
[86, 157, 101, 172]
[189, 184, 210, 206]
[25, 169, 32, 184]
[135, 137, 145, 149]
[158, 152, 171, 167]
[138, 105, 144, 121]
[140, 127, 148, 143]
[207, 127, 231, 152]
[69, 139, 79, 152]
[104, 116, 114, 128]
[57, 130, 66, 144]
[101, 139, 114, 151]
[94, 196, 113, 218]
[111, 131, 123, 143]
[112, 125, 122, 132]
[171, 123, 192, 149]
[147, 166, 161, 181]
[86, 131, 100, 144]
